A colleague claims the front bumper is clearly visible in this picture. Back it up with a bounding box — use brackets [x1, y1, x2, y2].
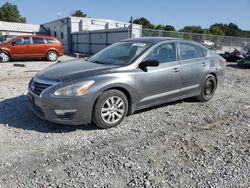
[27, 91, 94, 126]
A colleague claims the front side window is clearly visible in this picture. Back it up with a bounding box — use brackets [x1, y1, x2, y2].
[179, 42, 204, 60]
[33, 37, 46, 44]
[14, 37, 31, 45]
[88, 42, 150, 65]
[144, 42, 177, 63]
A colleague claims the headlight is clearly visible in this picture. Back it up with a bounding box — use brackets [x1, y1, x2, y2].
[54, 80, 95, 96]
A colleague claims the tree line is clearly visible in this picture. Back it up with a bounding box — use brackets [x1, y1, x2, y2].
[132, 17, 250, 38]
[0, 2, 249, 38]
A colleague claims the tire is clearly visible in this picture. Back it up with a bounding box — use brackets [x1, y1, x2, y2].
[47, 51, 58, 62]
[93, 90, 128, 129]
[0, 51, 10, 63]
[196, 74, 217, 102]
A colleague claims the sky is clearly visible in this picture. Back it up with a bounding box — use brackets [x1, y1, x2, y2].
[1, 0, 250, 30]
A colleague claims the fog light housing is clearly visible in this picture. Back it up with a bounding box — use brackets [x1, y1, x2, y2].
[55, 109, 77, 120]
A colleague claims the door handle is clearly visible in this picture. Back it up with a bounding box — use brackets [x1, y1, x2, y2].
[172, 67, 180, 73]
[202, 62, 206, 66]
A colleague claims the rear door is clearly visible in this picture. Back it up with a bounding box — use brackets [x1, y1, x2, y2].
[30, 37, 47, 57]
[178, 42, 209, 95]
[11, 37, 32, 57]
[136, 42, 181, 108]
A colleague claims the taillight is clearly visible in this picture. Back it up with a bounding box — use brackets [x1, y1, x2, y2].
[219, 58, 226, 65]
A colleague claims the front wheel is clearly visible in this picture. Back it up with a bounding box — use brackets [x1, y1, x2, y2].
[93, 90, 128, 129]
[0, 51, 10, 63]
[47, 51, 58, 62]
[196, 74, 217, 102]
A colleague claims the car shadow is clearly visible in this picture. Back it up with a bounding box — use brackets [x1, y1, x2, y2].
[226, 63, 250, 69]
[10, 58, 46, 62]
[0, 95, 98, 133]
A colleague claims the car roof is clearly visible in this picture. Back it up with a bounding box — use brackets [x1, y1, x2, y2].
[14, 35, 57, 39]
[121, 37, 179, 44]
[122, 37, 209, 50]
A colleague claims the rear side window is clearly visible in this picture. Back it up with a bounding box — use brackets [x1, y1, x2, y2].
[33, 37, 45, 44]
[179, 43, 204, 60]
[201, 48, 208, 57]
[45, 38, 58, 44]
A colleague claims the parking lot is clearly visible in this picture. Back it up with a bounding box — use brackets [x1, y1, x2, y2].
[0, 58, 250, 187]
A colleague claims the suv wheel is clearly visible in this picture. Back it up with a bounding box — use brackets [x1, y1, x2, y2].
[47, 51, 58, 62]
[196, 74, 217, 102]
[0, 51, 10, 63]
[93, 90, 128, 129]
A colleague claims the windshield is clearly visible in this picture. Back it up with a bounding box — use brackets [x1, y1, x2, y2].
[88, 42, 150, 65]
[0, 35, 16, 44]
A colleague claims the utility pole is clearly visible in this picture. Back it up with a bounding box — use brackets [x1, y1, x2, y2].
[130, 16, 133, 38]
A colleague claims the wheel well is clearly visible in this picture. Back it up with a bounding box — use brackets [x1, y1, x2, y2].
[0, 50, 11, 57]
[47, 50, 58, 55]
[94, 87, 133, 116]
[208, 72, 217, 83]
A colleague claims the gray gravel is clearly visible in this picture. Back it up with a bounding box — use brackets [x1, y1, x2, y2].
[0, 60, 249, 188]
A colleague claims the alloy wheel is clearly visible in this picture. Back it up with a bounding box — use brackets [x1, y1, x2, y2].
[48, 52, 58, 61]
[101, 96, 125, 124]
[0, 52, 9, 62]
[204, 78, 215, 97]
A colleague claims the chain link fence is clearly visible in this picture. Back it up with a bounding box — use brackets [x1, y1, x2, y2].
[71, 27, 250, 56]
[140, 28, 250, 53]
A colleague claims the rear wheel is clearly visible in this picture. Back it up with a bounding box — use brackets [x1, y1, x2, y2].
[47, 51, 58, 62]
[196, 74, 217, 102]
[0, 51, 10, 63]
[93, 90, 128, 129]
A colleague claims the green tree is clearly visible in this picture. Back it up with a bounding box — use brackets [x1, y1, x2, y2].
[209, 24, 225, 35]
[155, 24, 165, 30]
[209, 23, 242, 36]
[226, 23, 241, 36]
[179, 26, 204, 34]
[132, 17, 155, 29]
[164, 25, 176, 31]
[0, 2, 26, 23]
[71, 10, 87, 17]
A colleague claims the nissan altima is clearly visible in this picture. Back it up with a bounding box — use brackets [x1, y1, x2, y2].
[28, 37, 225, 129]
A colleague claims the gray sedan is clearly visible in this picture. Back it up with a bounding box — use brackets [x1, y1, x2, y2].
[28, 37, 225, 129]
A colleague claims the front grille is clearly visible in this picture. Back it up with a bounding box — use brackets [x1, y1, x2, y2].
[31, 81, 52, 96]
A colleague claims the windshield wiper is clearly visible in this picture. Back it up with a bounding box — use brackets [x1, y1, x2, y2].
[90, 60, 107, 64]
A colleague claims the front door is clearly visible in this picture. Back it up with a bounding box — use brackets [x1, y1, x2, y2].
[11, 37, 32, 58]
[136, 42, 181, 109]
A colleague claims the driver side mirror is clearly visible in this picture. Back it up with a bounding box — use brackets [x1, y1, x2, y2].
[140, 59, 159, 68]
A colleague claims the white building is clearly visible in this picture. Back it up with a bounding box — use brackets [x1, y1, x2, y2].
[0, 21, 48, 36]
[42, 16, 142, 54]
[0, 17, 142, 54]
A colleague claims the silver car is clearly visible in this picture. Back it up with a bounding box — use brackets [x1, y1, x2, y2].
[28, 37, 225, 129]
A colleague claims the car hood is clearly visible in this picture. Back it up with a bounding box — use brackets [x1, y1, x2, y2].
[36, 59, 121, 82]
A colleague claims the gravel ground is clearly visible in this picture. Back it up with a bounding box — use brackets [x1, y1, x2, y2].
[0, 59, 249, 188]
